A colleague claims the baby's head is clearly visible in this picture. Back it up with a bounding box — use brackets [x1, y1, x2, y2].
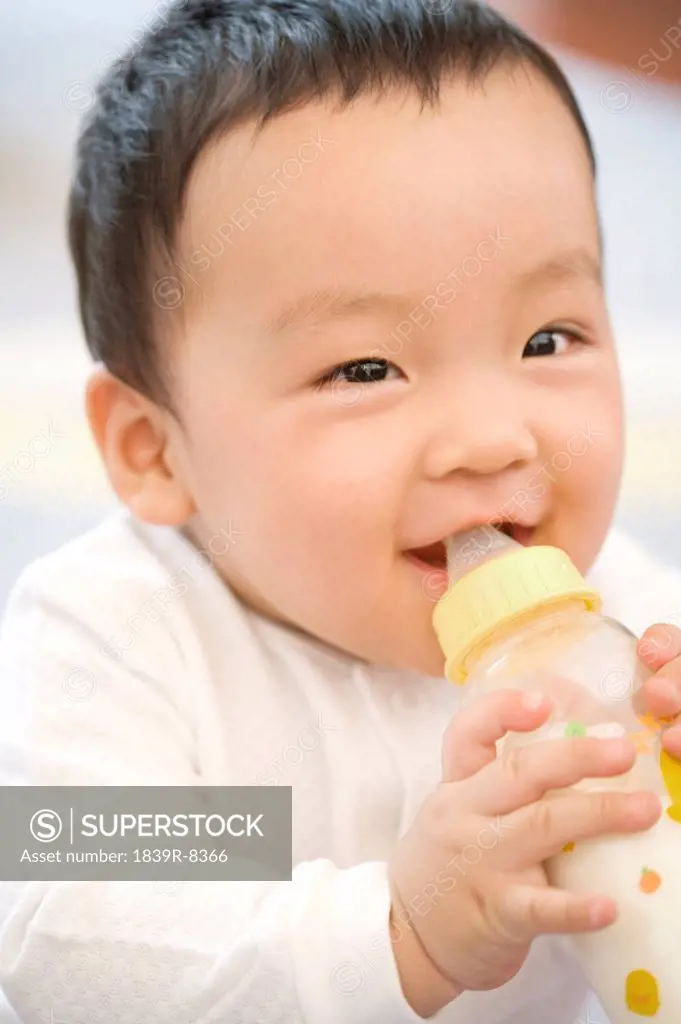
[70, 0, 623, 676]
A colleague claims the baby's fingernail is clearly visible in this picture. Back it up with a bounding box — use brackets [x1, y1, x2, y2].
[629, 792, 661, 817]
[589, 896, 615, 927]
[522, 690, 546, 710]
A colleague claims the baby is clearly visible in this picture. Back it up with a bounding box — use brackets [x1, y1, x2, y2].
[2, 1, 681, 1022]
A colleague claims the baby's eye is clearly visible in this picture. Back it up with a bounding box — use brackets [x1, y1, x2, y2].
[316, 358, 403, 388]
[523, 329, 577, 358]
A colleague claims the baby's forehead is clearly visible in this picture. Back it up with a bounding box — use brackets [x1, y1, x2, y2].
[176, 72, 599, 325]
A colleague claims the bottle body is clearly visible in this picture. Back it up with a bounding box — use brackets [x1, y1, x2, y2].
[462, 603, 681, 1022]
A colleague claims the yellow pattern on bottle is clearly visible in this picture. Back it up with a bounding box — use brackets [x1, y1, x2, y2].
[660, 749, 681, 823]
[625, 970, 660, 1016]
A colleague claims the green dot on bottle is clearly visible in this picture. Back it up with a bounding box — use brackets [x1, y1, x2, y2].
[565, 721, 587, 738]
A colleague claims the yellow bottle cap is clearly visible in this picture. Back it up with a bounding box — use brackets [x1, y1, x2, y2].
[433, 545, 602, 684]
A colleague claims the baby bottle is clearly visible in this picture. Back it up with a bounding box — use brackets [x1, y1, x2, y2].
[432, 526, 681, 1023]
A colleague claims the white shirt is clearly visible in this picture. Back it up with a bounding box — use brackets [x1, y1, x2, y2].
[0, 512, 680, 1024]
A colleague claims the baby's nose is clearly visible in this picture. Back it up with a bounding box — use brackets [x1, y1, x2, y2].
[424, 401, 538, 479]
[457, 431, 538, 477]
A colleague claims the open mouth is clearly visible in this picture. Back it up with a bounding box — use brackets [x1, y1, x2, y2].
[408, 540, 449, 571]
[406, 522, 534, 573]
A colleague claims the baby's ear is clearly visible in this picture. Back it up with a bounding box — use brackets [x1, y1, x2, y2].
[85, 367, 196, 526]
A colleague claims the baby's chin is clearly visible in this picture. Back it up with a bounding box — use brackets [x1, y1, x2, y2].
[354, 591, 451, 678]
[400, 646, 448, 679]
[358, 626, 448, 679]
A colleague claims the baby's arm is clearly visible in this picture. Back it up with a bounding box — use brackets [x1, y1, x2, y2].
[0, 562, 417, 1024]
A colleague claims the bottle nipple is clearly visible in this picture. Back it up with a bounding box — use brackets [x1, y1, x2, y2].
[445, 525, 520, 586]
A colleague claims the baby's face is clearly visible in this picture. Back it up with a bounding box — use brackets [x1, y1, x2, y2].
[166, 63, 623, 675]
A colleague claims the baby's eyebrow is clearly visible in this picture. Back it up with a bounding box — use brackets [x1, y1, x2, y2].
[516, 248, 603, 291]
[266, 248, 603, 338]
[266, 288, 416, 338]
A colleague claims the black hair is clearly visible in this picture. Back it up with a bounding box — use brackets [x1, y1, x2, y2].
[68, 0, 596, 405]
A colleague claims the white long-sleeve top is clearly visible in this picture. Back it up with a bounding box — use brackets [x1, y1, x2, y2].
[1, 513, 680, 1024]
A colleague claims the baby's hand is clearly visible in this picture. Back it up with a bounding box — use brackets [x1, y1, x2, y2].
[388, 689, 661, 1018]
[638, 624, 681, 757]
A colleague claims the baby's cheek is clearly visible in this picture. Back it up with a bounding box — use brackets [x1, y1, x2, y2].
[563, 436, 621, 571]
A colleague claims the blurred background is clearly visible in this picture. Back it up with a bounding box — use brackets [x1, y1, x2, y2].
[1, 0, 680, 613]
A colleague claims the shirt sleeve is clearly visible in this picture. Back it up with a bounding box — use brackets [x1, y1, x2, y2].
[0, 555, 427, 1024]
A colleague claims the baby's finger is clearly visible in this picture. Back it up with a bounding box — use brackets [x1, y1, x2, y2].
[494, 884, 617, 943]
[461, 735, 636, 815]
[441, 689, 551, 783]
[503, 788, 661, 868]
[638, 623, 681, 672]
[661, 728, 681, 760]
[638, 667, 681, 721]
